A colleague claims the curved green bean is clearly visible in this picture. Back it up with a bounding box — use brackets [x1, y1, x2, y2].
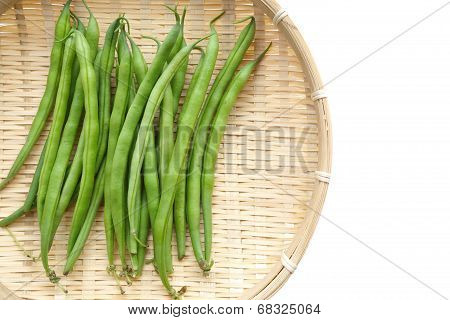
[64, 160, 105, 275]
[66, 31, 100, 257]
[0, 0, 72, 191]
[41, 61, 86, 266]
[38, 34, 77, 279]
[187, 15, 254, 270]
[201, 44, 271, 270]
[0, 141, 47, 227]
[41, 15, 99, 274]
[49, 49, 102, 248]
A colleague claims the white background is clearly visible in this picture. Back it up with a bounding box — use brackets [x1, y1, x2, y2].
[274, 0, 450, 317]
[2, 0, 450, 318]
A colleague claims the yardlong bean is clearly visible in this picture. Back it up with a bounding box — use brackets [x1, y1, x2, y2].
[0, 0, 72, 191]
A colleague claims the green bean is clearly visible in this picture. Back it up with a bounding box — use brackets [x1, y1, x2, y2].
[104, 27, 133, 269]
[0, 141, 47, 227]
[158, 84, 175, 272]
[136, 189, 150, 277]
[96, 17, 122, 172]
[121, 35, 144, 273]
[172, 43, 188, 115]
[38, 33, 77, 280]
[153, 29, 219, 299]
[128, 172, 141, 273]
[171, 7, 190, 261]
[201, 44, 271, 269]
[166, 6, 185, 63]
[41, 15, 99, 269]
[49, 49, 102, 248]
[171, 55, 206, 261]
[128, 37, 147, 85]
[138, 33, 175, 272]
[63, 160, 105, 275]
[187, 15, 254, 270]
[68, 20, 85, 103]
[41, 58, 86, 266]
[128, 38, 207, 286]
[66, 31, 100, 257]
[82, 0, 99, 62]
[0, 0, 72, 191]
[172, 49, 206, 263]
[110, 20, 181, 272]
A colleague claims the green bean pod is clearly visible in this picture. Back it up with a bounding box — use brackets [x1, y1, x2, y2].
[136, 33, 175, 272]
[128, 172, 141, 272]
[96, 17, 122, 172]
[157, 84, 175, 271]
[187, 15, 254, 270]
[66, 31, 100, 256]
[82, 0, 99, 62]
[128, 37, 148, 84]
[68, 20, 85, 103]
[153, 31, 219, 299]
[41, 15, 99, 267]
[172, 51, 206, 262]
[0, 0, 72, 191]
[64, 160, 105, 275]
[49, 49, 102, 248]
[171, 8, 189, 261]
[104, 28, 133, 268]
[37, 28, 77, 224]
[38, 33, 77, 279]
[110, 21, 181, 272]
[128, 39, 205, 285]
[136, 189, 150, 277]
[171, 41, 189, 115]
[0, 141, 47, 227]
[41, 61, 85, 266]
[201, 44, 271, 268]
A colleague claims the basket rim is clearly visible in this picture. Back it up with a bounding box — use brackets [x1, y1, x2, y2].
[0, 0, 332, 300]
[241, 0, 332, 300]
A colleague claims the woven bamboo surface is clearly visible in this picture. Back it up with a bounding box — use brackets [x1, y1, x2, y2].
[0, 0, 331, 300]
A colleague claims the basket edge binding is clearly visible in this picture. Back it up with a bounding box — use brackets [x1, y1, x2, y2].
[241, 0, 332, 300]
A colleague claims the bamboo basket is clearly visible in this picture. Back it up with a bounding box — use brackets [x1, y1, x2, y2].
[0, 0, 332, 300]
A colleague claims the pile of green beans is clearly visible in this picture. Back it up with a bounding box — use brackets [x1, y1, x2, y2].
[0, 1, 269, 299]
